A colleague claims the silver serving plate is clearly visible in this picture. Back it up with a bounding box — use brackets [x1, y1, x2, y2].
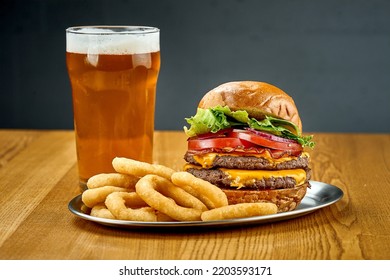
[68, 181, 343, 229]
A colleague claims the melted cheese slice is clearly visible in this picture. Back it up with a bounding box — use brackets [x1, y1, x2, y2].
[193, 153, 218, 168]
[184, 163, 307, 189]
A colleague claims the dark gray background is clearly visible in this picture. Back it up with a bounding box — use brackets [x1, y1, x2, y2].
[1, 0, 389, 133]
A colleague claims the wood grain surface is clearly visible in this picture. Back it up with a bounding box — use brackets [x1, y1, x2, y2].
[0, 130, 389, 260]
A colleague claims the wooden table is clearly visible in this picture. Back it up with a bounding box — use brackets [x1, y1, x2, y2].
[0, 130, 389, 260]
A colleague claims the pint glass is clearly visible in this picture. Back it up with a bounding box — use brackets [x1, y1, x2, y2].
[66, 26, 160, 188]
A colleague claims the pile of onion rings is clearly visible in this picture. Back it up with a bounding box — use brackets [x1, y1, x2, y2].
[81, 157, 277, 222]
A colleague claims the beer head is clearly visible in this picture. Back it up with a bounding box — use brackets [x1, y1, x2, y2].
[66, 26, 160, 55]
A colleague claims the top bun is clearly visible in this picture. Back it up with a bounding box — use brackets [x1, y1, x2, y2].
[198, 81, 302, 133]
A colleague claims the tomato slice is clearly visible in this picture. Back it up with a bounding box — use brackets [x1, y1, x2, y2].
[188, 137, 255, 150]
[228, 131, 303, 152]
[188, 128, 303, 155]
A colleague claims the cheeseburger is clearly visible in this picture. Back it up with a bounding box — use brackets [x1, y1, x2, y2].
[183, 81, 315, 212]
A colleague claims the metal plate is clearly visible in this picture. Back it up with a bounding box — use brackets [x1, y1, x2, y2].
[68, 181, 343, 229]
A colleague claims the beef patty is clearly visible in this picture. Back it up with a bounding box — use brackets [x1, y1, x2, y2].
[184, 152, 310, 170]
[185, 167, 311, 190]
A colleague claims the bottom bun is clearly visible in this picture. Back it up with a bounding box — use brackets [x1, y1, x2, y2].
[222, 183, 309, 213]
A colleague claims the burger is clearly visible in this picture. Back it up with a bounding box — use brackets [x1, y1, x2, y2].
[182, 81, 315, 212]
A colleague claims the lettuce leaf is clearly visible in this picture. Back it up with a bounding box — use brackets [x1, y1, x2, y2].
[248, 116, 315, 147]
[184, 105, 315, 147]
[184, 106, 230, 137]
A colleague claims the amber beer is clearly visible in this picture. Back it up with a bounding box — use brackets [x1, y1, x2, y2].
[66, 26, 160, 187]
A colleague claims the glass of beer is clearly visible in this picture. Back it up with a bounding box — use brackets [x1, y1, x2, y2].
[66, 26, 160, 189]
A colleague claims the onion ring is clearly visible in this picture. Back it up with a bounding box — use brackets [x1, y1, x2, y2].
[112, 157, 175, 180]
[86, 173, 138, 190]
[135, 174, 205, 221]
[81, 186, 128, 208]
[201, 202, 278, 221]
[90, 203, 115, 219]
[105, 192, 157, 222]
[171, 172, 228, 209]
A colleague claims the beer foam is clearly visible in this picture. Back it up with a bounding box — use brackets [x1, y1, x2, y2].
[66, 27, 159, 54]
